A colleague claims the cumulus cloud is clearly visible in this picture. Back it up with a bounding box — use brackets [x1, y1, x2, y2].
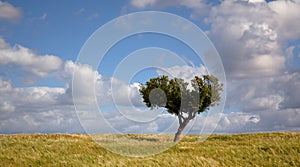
[0, 53, 72, 131]
[0, 106, 83, 133]
[0, 82, 77, 133]
[199, 112, 261, 133]
[0, 1, 21, 22]
[225, 69, 300, 132]
[0, 38, 63, 78]
[98, 108, 178, 134]
[268, 0, 300, 41]
[0, 39, 105, 132]
[205, 0, 300, 78]
[61, 60, 142, 108]
[205, 1, 285, 78]
[203, 0, 300, 132]
[0, 101, 15, 113]
[0, 37, 147, 133]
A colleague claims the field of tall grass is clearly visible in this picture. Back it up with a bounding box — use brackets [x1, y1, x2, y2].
[0, 132, 299, 166]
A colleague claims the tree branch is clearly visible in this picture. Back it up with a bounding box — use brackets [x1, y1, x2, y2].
[191, 112, 196, 119]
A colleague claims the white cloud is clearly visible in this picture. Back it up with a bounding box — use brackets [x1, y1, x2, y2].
[257, 108, 300, 132]
[247, 95, 283, 111]
[0, 77, 12, 93]
[268, 0, 300, 41]
[131, 0, 157, 8]
[4, 47, 142, 110]
[129, 0, 210, 19]
[14, 87, 65, 104]
[248, 0, 265, 3]
[64, 60, 142, 108]
[173, 111, 262, 134]
[66, 61, 100, 105]
[203, 0, 300, 78]
[157, 65, 207, 81]
[99, 108, 177, 134]
[224, 72, 300, 133]
[205, 1, 286, 78]
[0, 38, 70, 129]
[0, 106, 83, 133]
[216, 112, 261, 132]
[0, 38, 63, 77]
[0, 38, 10, 49]
[0, 81, 79, 133]
[0, 1, 21, 22]
[198, 0, 300, 133]
[111, 79, 145, 107]
[0, 101, 15, 113]
[277, 72, 300, 109]
[0, 39, 96, 133]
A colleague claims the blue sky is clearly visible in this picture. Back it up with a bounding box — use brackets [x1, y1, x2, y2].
[0, 0, 300, 134]
[2, 1, 125, 59]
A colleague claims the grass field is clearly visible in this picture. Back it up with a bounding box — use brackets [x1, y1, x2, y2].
[0, 132, 299, 166]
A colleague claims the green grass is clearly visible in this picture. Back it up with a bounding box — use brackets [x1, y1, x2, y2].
[0, 132, 299, 166]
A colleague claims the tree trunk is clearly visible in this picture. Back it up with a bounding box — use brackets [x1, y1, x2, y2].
[173, 127, 183, 142]
[173, 119, 190, 142]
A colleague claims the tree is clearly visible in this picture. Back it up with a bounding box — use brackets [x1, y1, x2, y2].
[139, 75, 223, 142]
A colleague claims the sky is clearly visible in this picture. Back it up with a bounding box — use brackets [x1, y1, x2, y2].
[0, 0, 300, 134]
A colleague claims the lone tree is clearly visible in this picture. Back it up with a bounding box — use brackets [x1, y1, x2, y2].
[139, 75, 222, 142]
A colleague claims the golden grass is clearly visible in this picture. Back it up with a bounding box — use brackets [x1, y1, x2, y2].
[0, 132, 299, 166]
[91, 134, 175, 157]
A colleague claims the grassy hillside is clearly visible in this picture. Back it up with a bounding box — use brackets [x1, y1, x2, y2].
[0, 132, 299, 166]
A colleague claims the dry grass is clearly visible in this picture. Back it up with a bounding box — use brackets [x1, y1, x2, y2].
[0, 132, 299, 166]
[92, 134, 175, 157]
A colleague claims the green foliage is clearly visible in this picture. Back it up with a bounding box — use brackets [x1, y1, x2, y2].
[139, 75, 223, 116]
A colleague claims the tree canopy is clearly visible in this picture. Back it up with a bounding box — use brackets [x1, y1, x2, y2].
[139, 75, 222, 142]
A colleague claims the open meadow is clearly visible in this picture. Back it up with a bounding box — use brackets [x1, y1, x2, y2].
[0, 132, 299, 166]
